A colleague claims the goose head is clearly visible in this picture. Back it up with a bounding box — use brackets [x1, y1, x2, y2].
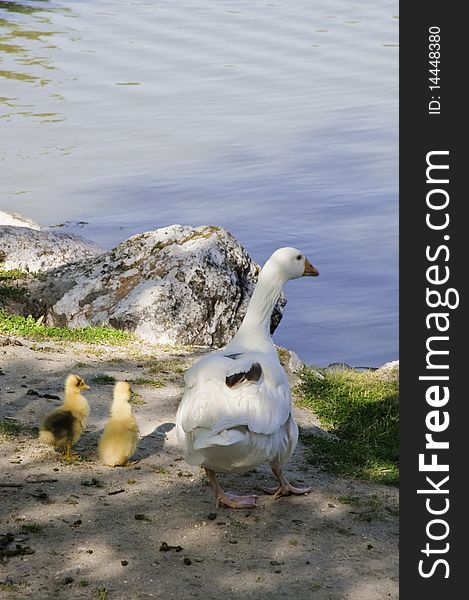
[268, 247, 319, 281]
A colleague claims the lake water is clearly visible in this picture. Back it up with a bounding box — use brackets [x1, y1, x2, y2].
[0, 0, 398, 367]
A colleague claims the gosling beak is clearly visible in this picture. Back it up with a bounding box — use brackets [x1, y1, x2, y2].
[82, 384, 90, 391]
[303, 258, 319, 277]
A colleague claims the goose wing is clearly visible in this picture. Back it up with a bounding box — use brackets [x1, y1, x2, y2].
[176, 352, 291, 445]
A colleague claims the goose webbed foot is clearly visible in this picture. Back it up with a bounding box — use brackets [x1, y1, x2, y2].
[205, 468, 258, 509]
[217, 491, 258, 509]
[263, 466, 312, 499]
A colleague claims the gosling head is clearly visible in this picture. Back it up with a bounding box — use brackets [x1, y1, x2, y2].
[66, 374, 90, 391]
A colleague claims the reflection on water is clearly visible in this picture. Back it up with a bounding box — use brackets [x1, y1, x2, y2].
[0, 0, 65, 119]
[0, 0, 398, 367]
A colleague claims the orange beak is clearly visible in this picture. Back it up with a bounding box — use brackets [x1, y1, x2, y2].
[303, 258, 319, 277]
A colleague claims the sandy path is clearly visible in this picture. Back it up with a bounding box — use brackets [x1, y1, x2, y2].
[0, 337, 398, 600]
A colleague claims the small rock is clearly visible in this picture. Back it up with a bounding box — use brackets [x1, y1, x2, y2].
[327, 362, 351, 370]
[287, 350, 305, 373]
[134, 513, 147, 521]
[26, 389, 40, 396]
[81, 478, 100, 487]
[207, 513, 217, 521]
[367, 544, 374, 550]
[121, 560, 129, 566]
[274, 569, 282, 574]
[159, 542, 183, 552]
[183, 557, 192, 565]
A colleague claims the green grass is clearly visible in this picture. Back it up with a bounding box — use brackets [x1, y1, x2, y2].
[0, 418, 37, 438]
[129, 389, 146, 405]
[0, 269, 29, 281]
[90, 374, 116, 385]
[0, 309, 132, 343]
[299, 368, 399, 485]
[0, 270, 29, 303]
[132, 377, 164, 388]
[0, 418, 23, 437]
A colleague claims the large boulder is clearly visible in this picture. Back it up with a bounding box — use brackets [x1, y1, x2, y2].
[28, 225, 286, 347]
[0, 226, 103, 273]
[0, 210, 41, 230]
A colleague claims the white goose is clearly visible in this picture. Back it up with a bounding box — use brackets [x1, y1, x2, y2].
[175, 247, 319, 508]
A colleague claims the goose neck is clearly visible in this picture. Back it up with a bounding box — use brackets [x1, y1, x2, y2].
[232, 265, 285, 346]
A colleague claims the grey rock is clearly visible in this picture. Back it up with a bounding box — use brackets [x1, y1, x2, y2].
[0, 226, 103, 273]
[287, 350, 305, 373]
[0, 210, 41, 230]
[28, 225, 286, 347]
[378, 360, 399, 371]
[376, 360, 399, 380]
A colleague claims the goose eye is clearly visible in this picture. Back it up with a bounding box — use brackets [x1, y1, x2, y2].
[296, 255, 302, 260]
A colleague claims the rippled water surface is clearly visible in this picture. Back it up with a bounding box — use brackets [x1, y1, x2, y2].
[0, 0, 398, 367]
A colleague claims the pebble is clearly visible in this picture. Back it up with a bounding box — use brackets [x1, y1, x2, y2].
[207, 513, 217, 521]
[183, 557, 192, 565]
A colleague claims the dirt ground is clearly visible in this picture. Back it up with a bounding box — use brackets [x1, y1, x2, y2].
[0, 336, 398, 600]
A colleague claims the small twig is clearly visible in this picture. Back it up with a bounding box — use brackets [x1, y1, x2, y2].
[107, 489, 125, 496]
[0, 483, 23, 488]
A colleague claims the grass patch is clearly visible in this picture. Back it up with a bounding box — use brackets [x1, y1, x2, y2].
[0, 418, 37, 438]
[0, 309, 132, 344]
[129, 390, 146, 405]
[0, 418, 23, 437]
[0, 270, 29, 304]
[96, 588, 109, 600]
[132, 377, 164, 388]
[299, 368, 399, 485]
[0, 269, 29, 281]
[91, 374, 116, 385]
